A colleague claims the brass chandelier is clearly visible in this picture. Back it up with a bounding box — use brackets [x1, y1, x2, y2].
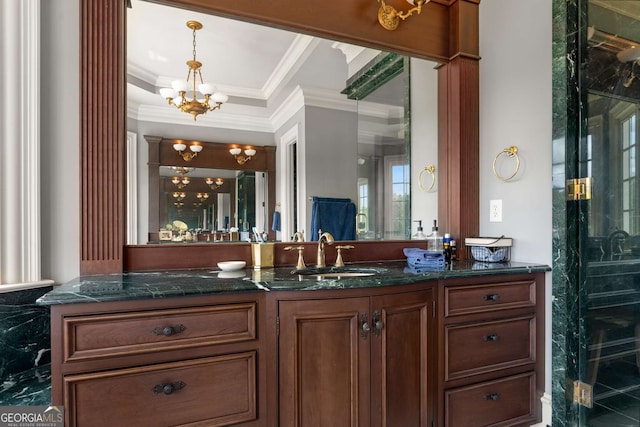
[159, 21, 229, 121]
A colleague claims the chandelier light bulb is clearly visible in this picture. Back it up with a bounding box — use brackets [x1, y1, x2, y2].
[171, 80, 189, 93]
[205, 177, 214, 185]
[172, 177, 180, 185]
[160, 88, 176, 99]
[212, 93, 229, 104]
[198, 83, 214, 96]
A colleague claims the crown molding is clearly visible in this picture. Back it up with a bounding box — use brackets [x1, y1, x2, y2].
[263, 34, 319, 98]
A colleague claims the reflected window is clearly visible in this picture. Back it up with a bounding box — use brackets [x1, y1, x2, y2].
[386, 156, 410, 239]
[622, 114, 637, 233]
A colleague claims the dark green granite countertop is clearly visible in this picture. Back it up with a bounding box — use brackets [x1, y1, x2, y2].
[37, 260, 550, 306]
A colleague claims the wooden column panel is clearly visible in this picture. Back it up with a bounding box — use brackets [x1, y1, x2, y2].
[438, 57, 480, 257]
[80, 0, 126, 274]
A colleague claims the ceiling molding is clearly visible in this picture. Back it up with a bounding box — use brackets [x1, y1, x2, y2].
[262, 35, 319, 99]
[134, 104, 274, 133]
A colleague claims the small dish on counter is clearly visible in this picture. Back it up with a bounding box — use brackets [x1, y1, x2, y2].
[218, 270, 246, 279]
[217, 261, 246, 271]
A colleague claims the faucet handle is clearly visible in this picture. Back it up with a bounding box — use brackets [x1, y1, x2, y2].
[284, 246, 307, 270]
[334, 245, 355, 267]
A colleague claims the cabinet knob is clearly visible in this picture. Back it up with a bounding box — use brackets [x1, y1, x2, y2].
[360, 313, 371, 338]
[152, 381, 186, 395]
[484, 334, 499, 342]
[372, 310, 384, 337]
[484, 293, 500, 301]
[484, 392, 500, 401]
[152, 324, 186, 337]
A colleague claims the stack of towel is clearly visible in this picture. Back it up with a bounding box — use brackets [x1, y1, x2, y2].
[403, 248, 445, 273]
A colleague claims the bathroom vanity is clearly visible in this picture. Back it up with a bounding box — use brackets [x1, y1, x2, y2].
[39, 261, 547, 427]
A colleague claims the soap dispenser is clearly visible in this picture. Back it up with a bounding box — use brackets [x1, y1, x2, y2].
[427, 220, 443, 252]
[412, 220, 427, 240]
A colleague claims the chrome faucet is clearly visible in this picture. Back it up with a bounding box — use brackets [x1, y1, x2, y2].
[316, 231, 334, 268]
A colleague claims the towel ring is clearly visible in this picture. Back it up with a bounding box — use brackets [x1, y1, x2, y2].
[493, 146, 520, 182]
[418, 165, 436, 192]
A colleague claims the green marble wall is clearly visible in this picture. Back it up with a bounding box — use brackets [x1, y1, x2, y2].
[552, 0, 585, 425]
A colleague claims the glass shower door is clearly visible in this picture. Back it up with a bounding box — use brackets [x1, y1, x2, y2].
[581, 3, 640, 423]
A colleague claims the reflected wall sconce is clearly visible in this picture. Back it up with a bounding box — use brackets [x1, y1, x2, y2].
[173, 141, 203, 161]
[196, 192, 209, 201]
[172, 192, 186, 202]
[172, 176, 190, 189]
[205, 177, 224, 189]
[377, 0, 430, 31]
[158, 21, 228, 121]
[229, 146, 256, 164]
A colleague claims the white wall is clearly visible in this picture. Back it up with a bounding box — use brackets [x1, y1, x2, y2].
[410, 58, 439, 235]
[479, 1, 553, 424]
[40, 0, 80, 284]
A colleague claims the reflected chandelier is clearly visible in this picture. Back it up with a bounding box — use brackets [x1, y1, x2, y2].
[159, 21, 229, 121]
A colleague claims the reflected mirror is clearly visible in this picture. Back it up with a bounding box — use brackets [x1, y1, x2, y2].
[126, 0, 438, 243]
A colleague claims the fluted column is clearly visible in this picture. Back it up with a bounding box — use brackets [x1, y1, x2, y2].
[0, 0, 52, 288]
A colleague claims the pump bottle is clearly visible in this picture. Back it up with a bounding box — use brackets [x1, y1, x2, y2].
[412, 220, 427, 240]
[427, 220, 443, 252]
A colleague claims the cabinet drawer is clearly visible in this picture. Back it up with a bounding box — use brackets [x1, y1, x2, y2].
[444, 280, 535, 317]
[445, 372, 536, 427]
[445, 315, 535, 381]
[64, 303, 256, 362]
[64, 351, 257, 427]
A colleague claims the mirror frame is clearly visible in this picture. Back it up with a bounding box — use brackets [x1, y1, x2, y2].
[79, 0, 480, 274]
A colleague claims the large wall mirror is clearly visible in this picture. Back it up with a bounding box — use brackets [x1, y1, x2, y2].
[126, 0, 439, 244]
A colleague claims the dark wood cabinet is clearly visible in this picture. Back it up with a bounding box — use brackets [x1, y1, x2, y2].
[48, 271, 545, 426]
[50, 293, 266, 427]
[437, 273, 545, 427]
[277, 286, 434, 427]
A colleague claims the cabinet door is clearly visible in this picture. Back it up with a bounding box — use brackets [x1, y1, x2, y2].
[279, 297, 370, 427]
[370, 290, 433, 427]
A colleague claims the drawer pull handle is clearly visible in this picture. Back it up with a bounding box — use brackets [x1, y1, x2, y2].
[484, 392, 499, 401]
[153, 381, 186, 395]
[153, 324, 186, 337]
[484, 334, 499, 342]
[484, 294, 500, 301]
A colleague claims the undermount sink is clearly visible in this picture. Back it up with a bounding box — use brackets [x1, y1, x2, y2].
[293, 266, 387, 279]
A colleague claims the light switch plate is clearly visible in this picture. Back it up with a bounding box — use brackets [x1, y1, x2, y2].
[490, 199, 502, 222]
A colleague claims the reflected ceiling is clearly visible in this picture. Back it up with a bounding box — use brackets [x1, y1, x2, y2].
[127, 0, 373, 131]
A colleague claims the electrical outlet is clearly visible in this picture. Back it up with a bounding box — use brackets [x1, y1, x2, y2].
[490, 199, 502, 222]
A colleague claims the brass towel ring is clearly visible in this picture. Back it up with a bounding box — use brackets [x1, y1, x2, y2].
[493, 146, 520, 182]
[418, 165, 436, 192]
